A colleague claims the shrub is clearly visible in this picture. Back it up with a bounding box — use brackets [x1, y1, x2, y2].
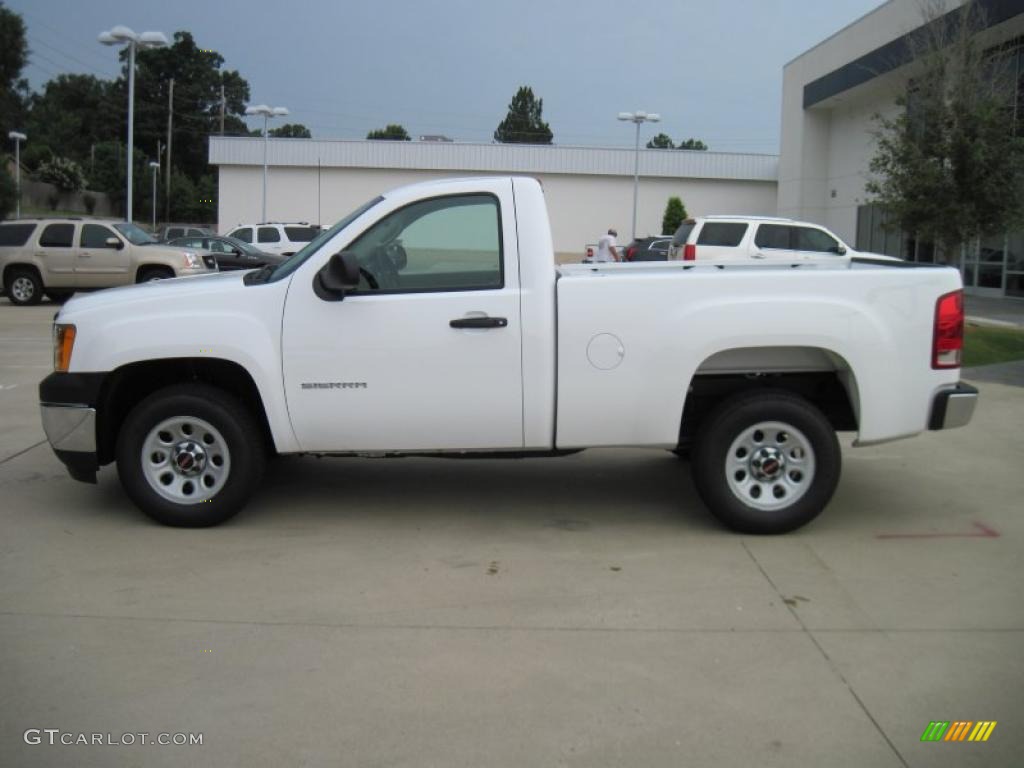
[36, 156, 87, 193]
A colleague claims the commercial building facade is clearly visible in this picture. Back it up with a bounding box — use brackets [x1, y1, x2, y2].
[780, 0, 1024, 297]
[209, 138, 778, 260]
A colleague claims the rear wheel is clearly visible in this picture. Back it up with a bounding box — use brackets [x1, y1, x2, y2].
[45, 290, 74, 304]
[691, 390, 840, 534]
[116, 384, 266, 527]
[136, 266, 175, 283]
[6, 268, 42, 306]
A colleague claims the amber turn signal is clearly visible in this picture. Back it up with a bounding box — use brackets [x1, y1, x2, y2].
[54, 324, 76, 372]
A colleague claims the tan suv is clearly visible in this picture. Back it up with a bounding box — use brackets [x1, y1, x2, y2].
[0, 218, 217, 306]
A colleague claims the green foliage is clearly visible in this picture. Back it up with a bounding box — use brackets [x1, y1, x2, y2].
[269, 123, 312, 138]
[88, 142, 148, 218]
[646, 133, 674, 149]
[0, 2, 29, 140]
[366, 124, 411, 140]
[662, 196, 688, 234]
[26, 75, 119, 165]
[0, 162, 16, 219]
[866, 2, 1024, 247]
[83, 194, 96, 214]
[36, 156, 87, 192]
[677, 138, 708, 151]
[963, 325, 1024, 367]
[494, 86, 553, 144]
[20, 143, 53, 172]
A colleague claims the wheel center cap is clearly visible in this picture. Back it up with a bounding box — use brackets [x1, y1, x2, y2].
[173, 441, 206, 476]
[750, 447, 785, 481]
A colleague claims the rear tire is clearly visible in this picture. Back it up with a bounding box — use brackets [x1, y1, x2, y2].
[6, 267, 43, 306]
[45, 290, 74, 304]
[691, 390, 841, 534]
[116, 384, 266, 527]
[136, 266, 175, 283]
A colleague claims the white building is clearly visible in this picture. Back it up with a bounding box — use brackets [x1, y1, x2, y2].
[780, 0, 1024, 297]
[209, 137, 778, 261]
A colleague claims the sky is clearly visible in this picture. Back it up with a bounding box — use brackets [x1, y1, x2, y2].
[9, 0, 884, 155]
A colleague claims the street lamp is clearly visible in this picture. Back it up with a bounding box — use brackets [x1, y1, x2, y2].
[245, 104, 289, 222]
[617, 110, 660, 241]
[149, 161, 160, 230]
[99, 26, 168, 223]
[8, 131, 26, 219]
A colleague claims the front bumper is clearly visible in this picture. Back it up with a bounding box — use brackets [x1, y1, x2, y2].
[929, 382, 979, 430]
[39, 372, 107, 484]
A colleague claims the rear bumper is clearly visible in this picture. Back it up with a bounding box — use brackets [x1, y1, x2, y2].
[929, 382, 979, 430]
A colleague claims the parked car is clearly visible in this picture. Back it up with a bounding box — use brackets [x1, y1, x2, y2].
[623, 236, 673, 261]
[155, 224, 214, 242]
[667, 216, 898, 263]
[39, 177, 975, 535]
[223, 222, 321, 256]
[168, 234, 285, 271]
[0, 218, 216, 306]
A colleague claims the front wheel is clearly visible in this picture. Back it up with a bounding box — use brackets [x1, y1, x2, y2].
[6, 268, 42, 306]
[691, 390, 841, 534]
[116, 384, 266, 526]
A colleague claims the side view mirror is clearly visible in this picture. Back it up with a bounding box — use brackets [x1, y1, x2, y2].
[105, 237, 123, 250]
[831, 245, 847, 255]
[314, 251, 361, 301]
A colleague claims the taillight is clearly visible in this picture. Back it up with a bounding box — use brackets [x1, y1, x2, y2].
[683, 244, 696, 261]
[626, 246, 636, 261]
[932, 290, 963, 369]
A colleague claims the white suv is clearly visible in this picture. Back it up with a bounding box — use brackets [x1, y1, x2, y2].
[223, 222, 321, 257]
[667, 216, 882, 263]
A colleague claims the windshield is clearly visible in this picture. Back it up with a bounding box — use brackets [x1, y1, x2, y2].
[268, 196, 383, 282]
[114, 221, 158, 245]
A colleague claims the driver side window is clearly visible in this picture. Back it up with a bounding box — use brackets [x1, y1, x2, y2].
[345, 194, 502, 293]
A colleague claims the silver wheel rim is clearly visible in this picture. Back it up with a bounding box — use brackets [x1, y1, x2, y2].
[11, 276, 35, 302]
[141, 416, 231, 504]
[725, 420, 815, 512]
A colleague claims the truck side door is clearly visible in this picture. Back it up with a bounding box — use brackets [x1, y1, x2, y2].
[281, 191, 524, 452]
[76, 223, 130, 285]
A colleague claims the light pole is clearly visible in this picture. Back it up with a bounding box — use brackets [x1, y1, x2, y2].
[617, 110, 660, 241]
[8, 131, 26, 219]
[99, 26, 168, 222]
[149, 161, 160, 230]
[245, 104, 289, 222]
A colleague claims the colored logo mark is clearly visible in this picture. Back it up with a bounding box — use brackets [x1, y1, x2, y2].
[921, 721, 996, 742]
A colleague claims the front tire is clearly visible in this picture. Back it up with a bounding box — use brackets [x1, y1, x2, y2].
[691, 390, 841, 534]
[45, 290, 74, 304]
[6, 268, 43, 306]
[116, 384, 266, 527]
[136, 266, 175, 283]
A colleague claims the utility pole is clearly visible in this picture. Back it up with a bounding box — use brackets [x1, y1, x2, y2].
[165, 77, 174, 223]
[220, 83, 226, 135]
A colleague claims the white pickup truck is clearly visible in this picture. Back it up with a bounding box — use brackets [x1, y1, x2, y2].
[38, 177, 977, 533]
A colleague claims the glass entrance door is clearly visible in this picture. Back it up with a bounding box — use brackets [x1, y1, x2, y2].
[963, 234, 1007, 297]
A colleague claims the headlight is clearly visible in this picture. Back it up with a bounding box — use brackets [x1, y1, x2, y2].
[183, 252, 201, 268]
[54, 324, 76, 372]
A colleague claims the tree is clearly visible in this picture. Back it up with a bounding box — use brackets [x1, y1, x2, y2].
[866, 1, 1024, 249]
[26, 75, 120, 164]
[0, 163, 16, 220]
[662, 196, 688, 235]
[494, 86, 553, 144]
[269, 123, 312, 138]
[0, 2, 29, 140]
[646, 133, 675, 149]
[366, 124, 411, 140]
[677, 138, 708, 151]
[35, 156, 86, 192]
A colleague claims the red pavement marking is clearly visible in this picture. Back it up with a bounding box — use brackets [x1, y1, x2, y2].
[876, 522, 1000, 540]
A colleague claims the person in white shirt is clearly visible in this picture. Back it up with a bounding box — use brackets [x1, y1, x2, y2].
[593, 229, 620, 263]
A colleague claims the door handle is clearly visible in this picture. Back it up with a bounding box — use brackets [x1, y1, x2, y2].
[449, 316, 508, 329]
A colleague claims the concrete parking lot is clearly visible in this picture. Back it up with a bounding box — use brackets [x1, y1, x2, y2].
[0, 300, 1021, 767]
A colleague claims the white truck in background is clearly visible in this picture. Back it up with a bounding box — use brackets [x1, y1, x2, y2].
[39, 177, 977, 533]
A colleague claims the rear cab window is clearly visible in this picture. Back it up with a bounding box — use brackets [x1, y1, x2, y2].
[39, 223, 76, 248]
[0, 223, 37, 246]
[697, 222, 747, 247]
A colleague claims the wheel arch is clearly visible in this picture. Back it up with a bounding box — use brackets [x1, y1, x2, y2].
[678, 345, 861, 449]
[96, 357, 276, 465]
